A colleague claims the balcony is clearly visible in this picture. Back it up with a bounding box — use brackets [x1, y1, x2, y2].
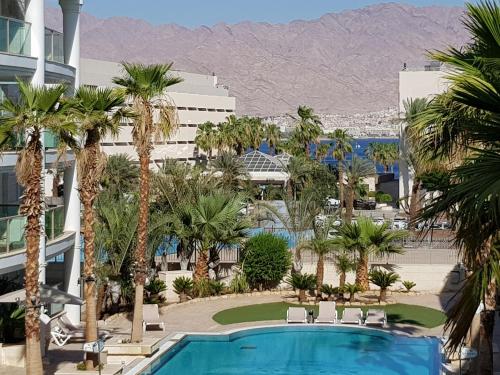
[0, 16, 31, 56]
[0, 206, 65, 255]
[45, 28, 64, 63]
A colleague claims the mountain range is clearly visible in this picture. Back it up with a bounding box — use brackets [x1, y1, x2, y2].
[45, 3, 468, 116]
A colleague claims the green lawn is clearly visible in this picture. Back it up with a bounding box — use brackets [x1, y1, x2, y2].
[212, 302, 446, 328]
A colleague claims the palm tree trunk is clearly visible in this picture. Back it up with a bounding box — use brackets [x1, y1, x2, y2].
[82, 199, 98, 369]
[130, 151, 150, 343]
[23, 139, 43, 375]
[316, 255, 324, 295]
[339, 272, 346, 289]
[338, 165, 344, 211]
[408, 179, 421, 230]
[194, 248, 209, 281]
[379, 288, 387, 302]
[345, 186, 354, 223]
[298, 289, 306, 303]
[478, 280, 496, 374]
[355, 253, 369, 291]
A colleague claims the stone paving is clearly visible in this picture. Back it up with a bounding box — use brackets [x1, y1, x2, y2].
[3, 291, 496, 374]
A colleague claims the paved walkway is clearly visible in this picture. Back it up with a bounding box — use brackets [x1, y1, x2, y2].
[0, 292, 457, 374]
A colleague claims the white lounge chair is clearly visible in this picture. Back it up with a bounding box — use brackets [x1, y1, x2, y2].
[286, 307, 307, 324]
[340, 308, 363, 325]
[51, 326, 72, 347]
[364, 309, 386, 327]
[57, 313, 112, 340]
[315, 301, 337, 324]
[40, 313, 72, 347]
[143, 304, 165, 332]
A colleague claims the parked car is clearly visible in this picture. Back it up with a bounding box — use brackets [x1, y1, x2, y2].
[353, 199, 376, 210]
[373, 217, 385, 226]
[325, 197, 340, 209]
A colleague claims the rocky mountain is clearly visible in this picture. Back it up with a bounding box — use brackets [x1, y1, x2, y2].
[45, 3, 467, 116]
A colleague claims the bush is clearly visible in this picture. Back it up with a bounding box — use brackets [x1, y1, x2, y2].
[193, 278, 211, 298]
[286, 273, 316, 302]
[209, 280, 224, 296]
[375, 191, 392, 203]
[320, 284, 339, 301]
[402, 280, 416, 292]
[241, 233, 291, 290]
[343, 283, 361, 302]
[229, 271, 249, 294]
[144, 278, 166, 304]
[369, 270, 400, 302]
[172, 276, 193, 302]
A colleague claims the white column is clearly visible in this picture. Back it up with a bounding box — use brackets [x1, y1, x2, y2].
[59, 0, 83, 88]
[25, 0, 45, 85]
[63, 162, 81, 323]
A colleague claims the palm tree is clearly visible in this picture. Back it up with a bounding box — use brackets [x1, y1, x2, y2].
[0, 81, 75, 374]
[190, 193, 248, 281]
[113, 63, 182, 343]
[334, 217, 406, 290]
[265, 123, 281, 155]
[344, 156, 375, 223]
[69, 86, 127, 369]
[242, 116, 264, 151]
[369, 269, 399, 302]
[211, 151, 249, 191]
[297, 227, 336, 295]
[100, 154, 139, 198]
[329, 129, 353, 213]
[334, 252, 355, 289]
[195, 121, 217, 160]
[316, 143, 330, 162]
[292, 105, 322, 158]
[410, 2, 500, 371]
[365, 143, 398, 173]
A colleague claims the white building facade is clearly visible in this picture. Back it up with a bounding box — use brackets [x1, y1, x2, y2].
[80, 58, 236, 163]
[0, 0, 82, 323]
[398, 65, 450, 203]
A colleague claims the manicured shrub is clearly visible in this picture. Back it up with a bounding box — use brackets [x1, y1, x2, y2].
[172, 276, 193, 302]
[286, 273, 317, 302]
[375, 191, 392, 203]
[241, 233, 291, 290]
[144, 278, 166, 304]
[369, 270, 400, 302]
[402, 280, 416, 292]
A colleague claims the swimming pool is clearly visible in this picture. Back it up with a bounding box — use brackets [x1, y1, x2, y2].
[135, 326, 441, 375]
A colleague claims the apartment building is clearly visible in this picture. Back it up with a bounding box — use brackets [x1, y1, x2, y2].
[80, 58, 237, 163]
[398, 63, 450, 203]
[0, 0, 82, 323]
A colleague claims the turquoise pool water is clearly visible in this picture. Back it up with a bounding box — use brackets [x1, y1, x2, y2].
[139, 326, 440, 375]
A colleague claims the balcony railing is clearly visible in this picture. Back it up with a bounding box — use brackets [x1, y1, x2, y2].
[45, 28, 64, 63]
[0, 206, 65, 255]
[0, 16, 31, 56]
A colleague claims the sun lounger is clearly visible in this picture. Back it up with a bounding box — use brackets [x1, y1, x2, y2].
[286, 307, 307, 324]
[143, 304, 165, 332]
[40, 313, 72, 347]
[57, 313, 112, 340]
[340, 308, 363, 325]
[364, 309, 386, 327]
[315, 301, 337, 324]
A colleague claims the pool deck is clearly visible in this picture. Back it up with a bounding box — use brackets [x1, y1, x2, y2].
[3, 292, 499, 374]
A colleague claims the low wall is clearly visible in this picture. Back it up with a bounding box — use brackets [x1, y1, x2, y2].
[0, 343, 25, 367]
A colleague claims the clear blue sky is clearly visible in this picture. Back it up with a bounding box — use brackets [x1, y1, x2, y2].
[49, 0, 466, 27]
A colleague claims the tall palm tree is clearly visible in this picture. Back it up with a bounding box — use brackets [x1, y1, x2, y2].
[0, 81, 75, 375]
[344, 156, 375, 223]
[334, 217, 406, 290]
[292, 106, 322, 158]
[316, 143, 330, 162]
[242, 116, 264, 151]
[365, 143, 398, 172]
[410, 2, 500, 371]
[195, 121, 217, 160]
[69, 86, 127, 369]
[330, 129, 353, 213]
[265, 123, 281, 155]
[113, 63, 182, 343]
